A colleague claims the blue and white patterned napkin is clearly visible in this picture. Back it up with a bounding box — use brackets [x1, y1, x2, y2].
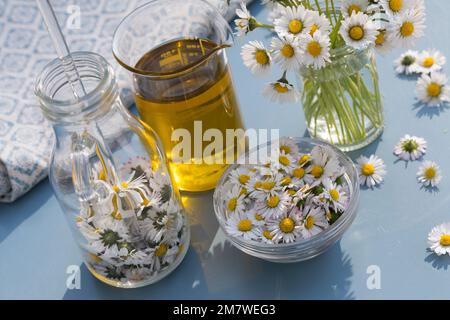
[0, 0, 251, 203]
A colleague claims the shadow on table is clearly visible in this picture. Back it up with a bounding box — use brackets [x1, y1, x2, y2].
[0, 179, 53, 243]
[424, 251, 450, 270]
[63, 187, 354, 300]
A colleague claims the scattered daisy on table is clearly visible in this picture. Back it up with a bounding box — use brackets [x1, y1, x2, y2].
[394, 50, 420, 75]
[393, 134, 427, 161]
[416, 72, 450, 107]
[417, 160, 442, 188]
[428, 223, 450, 256]
[356, 155, 386, 188]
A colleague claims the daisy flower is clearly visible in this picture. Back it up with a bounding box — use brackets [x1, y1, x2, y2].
[322, 178, 348, 212]
[308, 10, 332, 35]
[417, 160, 442, 187]
[290, 166, 307, 185]
[229, 166, 253, 190]
[380, 0, 417, 16]
[260, 228, 275, 244]
[341, 0, 370, 18]
[268, 210, 302, 243]
[277, 150, 296, 172]
[340, 12, 377, 50]
[374, 28, 394, 54]
[428, 223, 450, 256]
[388, 8, 426, 48]
[416, 72, 450, 107]
[247, 174, 282, 198]
[225, 184, 246, 215]
[393, 134, 427, 161]
[304, 145, 341, 185]
[234, 2, 255, 37]
[299, 30, 331, 69]
[271, 36, 302, 72]
[255, 191, 291, 219]
[274, 5, 312, 38]
[278, 137, 299, 155]
[393, 50, 420, 75]
[241, 40, 272, 76]
[300, 206, 329, 239]
[417, 49, 446, 74]
[248, 209, 266, 227]
[225, 212, 260, 241]
[356, 155, 386, 188]
[262, 80, 300, 104]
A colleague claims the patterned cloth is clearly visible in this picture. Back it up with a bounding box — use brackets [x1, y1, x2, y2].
[0, 0, 250, 202]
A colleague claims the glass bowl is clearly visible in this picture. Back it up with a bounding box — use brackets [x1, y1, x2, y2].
[213, 137, 359, 263]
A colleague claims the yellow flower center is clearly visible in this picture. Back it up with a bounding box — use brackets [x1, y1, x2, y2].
[263, 230, 273, 240]
[427, 83, 442, 97]
[440, 234, 450, 246]
[422, 57, 435, 68]
[254, 181, 263, 189]
[305, 216, 315, 230]
[142, 198, 151, 206]
[347, 5, 361, 16]
[329, 189, 340, 201]
[112, 185, 120, 192]
[311, 165, 324, 178]
[281, 176, 292, 186]
[424, 167, 436, 180]
[400, 22, 414, 37]
[299, 154, 310, 165]
[255, 213, 264, 221]
[389, 0, 403, 12]
[280, 145, 291, 154]
[361, 163, 375, 176]
[279, 155, 291, 166]
[238, 174, 250, 184]
[307, 41, 322, 57]
[261, 181, 276, 190]
[228, 198, 237, 211]
[293, 167, 305, 179]
[238, 219, 253, 232]
[88, 253, 102, 264]
[287, 189, 296, 196]
[281, 44, 295, 58]
[121, 181, 129, 188]
[349, 26, 364, 41]
[255, 50, 269, 65]
[267, 195, 280, 208]
[279, 217, 295, 233]
[155, 244, 168, 257]
[310, 24, 318, 35]
[288, 19, 303, 34]
[240, 187, 248, 196]
[274, 83, 289, 93]
[375, 30, 385, 45]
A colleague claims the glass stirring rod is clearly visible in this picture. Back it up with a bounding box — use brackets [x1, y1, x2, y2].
[36, 0, 87, 99]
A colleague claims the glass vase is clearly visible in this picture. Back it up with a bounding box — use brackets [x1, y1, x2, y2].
[299, 46, 383, 151]
[35, 52, 190, 288]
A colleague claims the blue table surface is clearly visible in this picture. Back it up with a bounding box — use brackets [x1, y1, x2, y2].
[2, 1, 450, 300]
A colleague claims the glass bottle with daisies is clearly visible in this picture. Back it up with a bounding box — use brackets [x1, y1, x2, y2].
[236, 0, 427, 151]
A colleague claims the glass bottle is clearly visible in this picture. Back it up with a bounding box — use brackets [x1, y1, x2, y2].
[35, 52, 190, 288]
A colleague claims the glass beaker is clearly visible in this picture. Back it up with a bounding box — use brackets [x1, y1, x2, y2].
[35, 51, 190, 288]
[112, 0, 245, 192]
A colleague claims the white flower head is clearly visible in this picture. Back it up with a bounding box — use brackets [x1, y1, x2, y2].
[340, 12, 377, 50]
[305, 145, 341, 185]
[322, 178, 348, 212]
[229, 166, 253, 189]
[274, 5, 313, 38]
[267, 210, 302, 243]
[356, 154, 386, 188]
[277, 150, 296, 172]
[225, 211, 260, 241]
[380, 0, 419, 17]
[271, 36, 302, 72]
[241, 40, 272, 76]
[388, 8, 426, 48]
[374, 28, 395, 54]
[225, 184, 246, 215]
[299, 30, 331, 69]
[393, 134, 427, 161]
[428, 223, 450, 256]
[308, 10, 332, 35]
[234, 2, 255, 37]
[417, 160, 442, 187]
[300, 206, 329, 239]
[416, 72, 450, 107]
[279, 137, 300, 156]
[247, 174, 282, 199]
[263, 80, 300, 104]
[255, 191, 291, 219]
[417, 49, 446, 74]
[394, 50, 420, 75]
[341, 0, 370, 18]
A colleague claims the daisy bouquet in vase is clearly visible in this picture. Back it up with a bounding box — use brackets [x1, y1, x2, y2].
[237, 0, 426, 151]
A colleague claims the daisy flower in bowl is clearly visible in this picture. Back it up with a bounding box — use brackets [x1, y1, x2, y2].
[225, 212, 260, 241]
[417, 160, 442, 188]
[394, 50, 420, 75]
[356, 154, 386, 188]
[416, 72, 450, 107]
[417, 49, 446, 74]
[428, 223, 450, 256]
[393, 134, 427, 161]
[340, 12, 377, 50]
